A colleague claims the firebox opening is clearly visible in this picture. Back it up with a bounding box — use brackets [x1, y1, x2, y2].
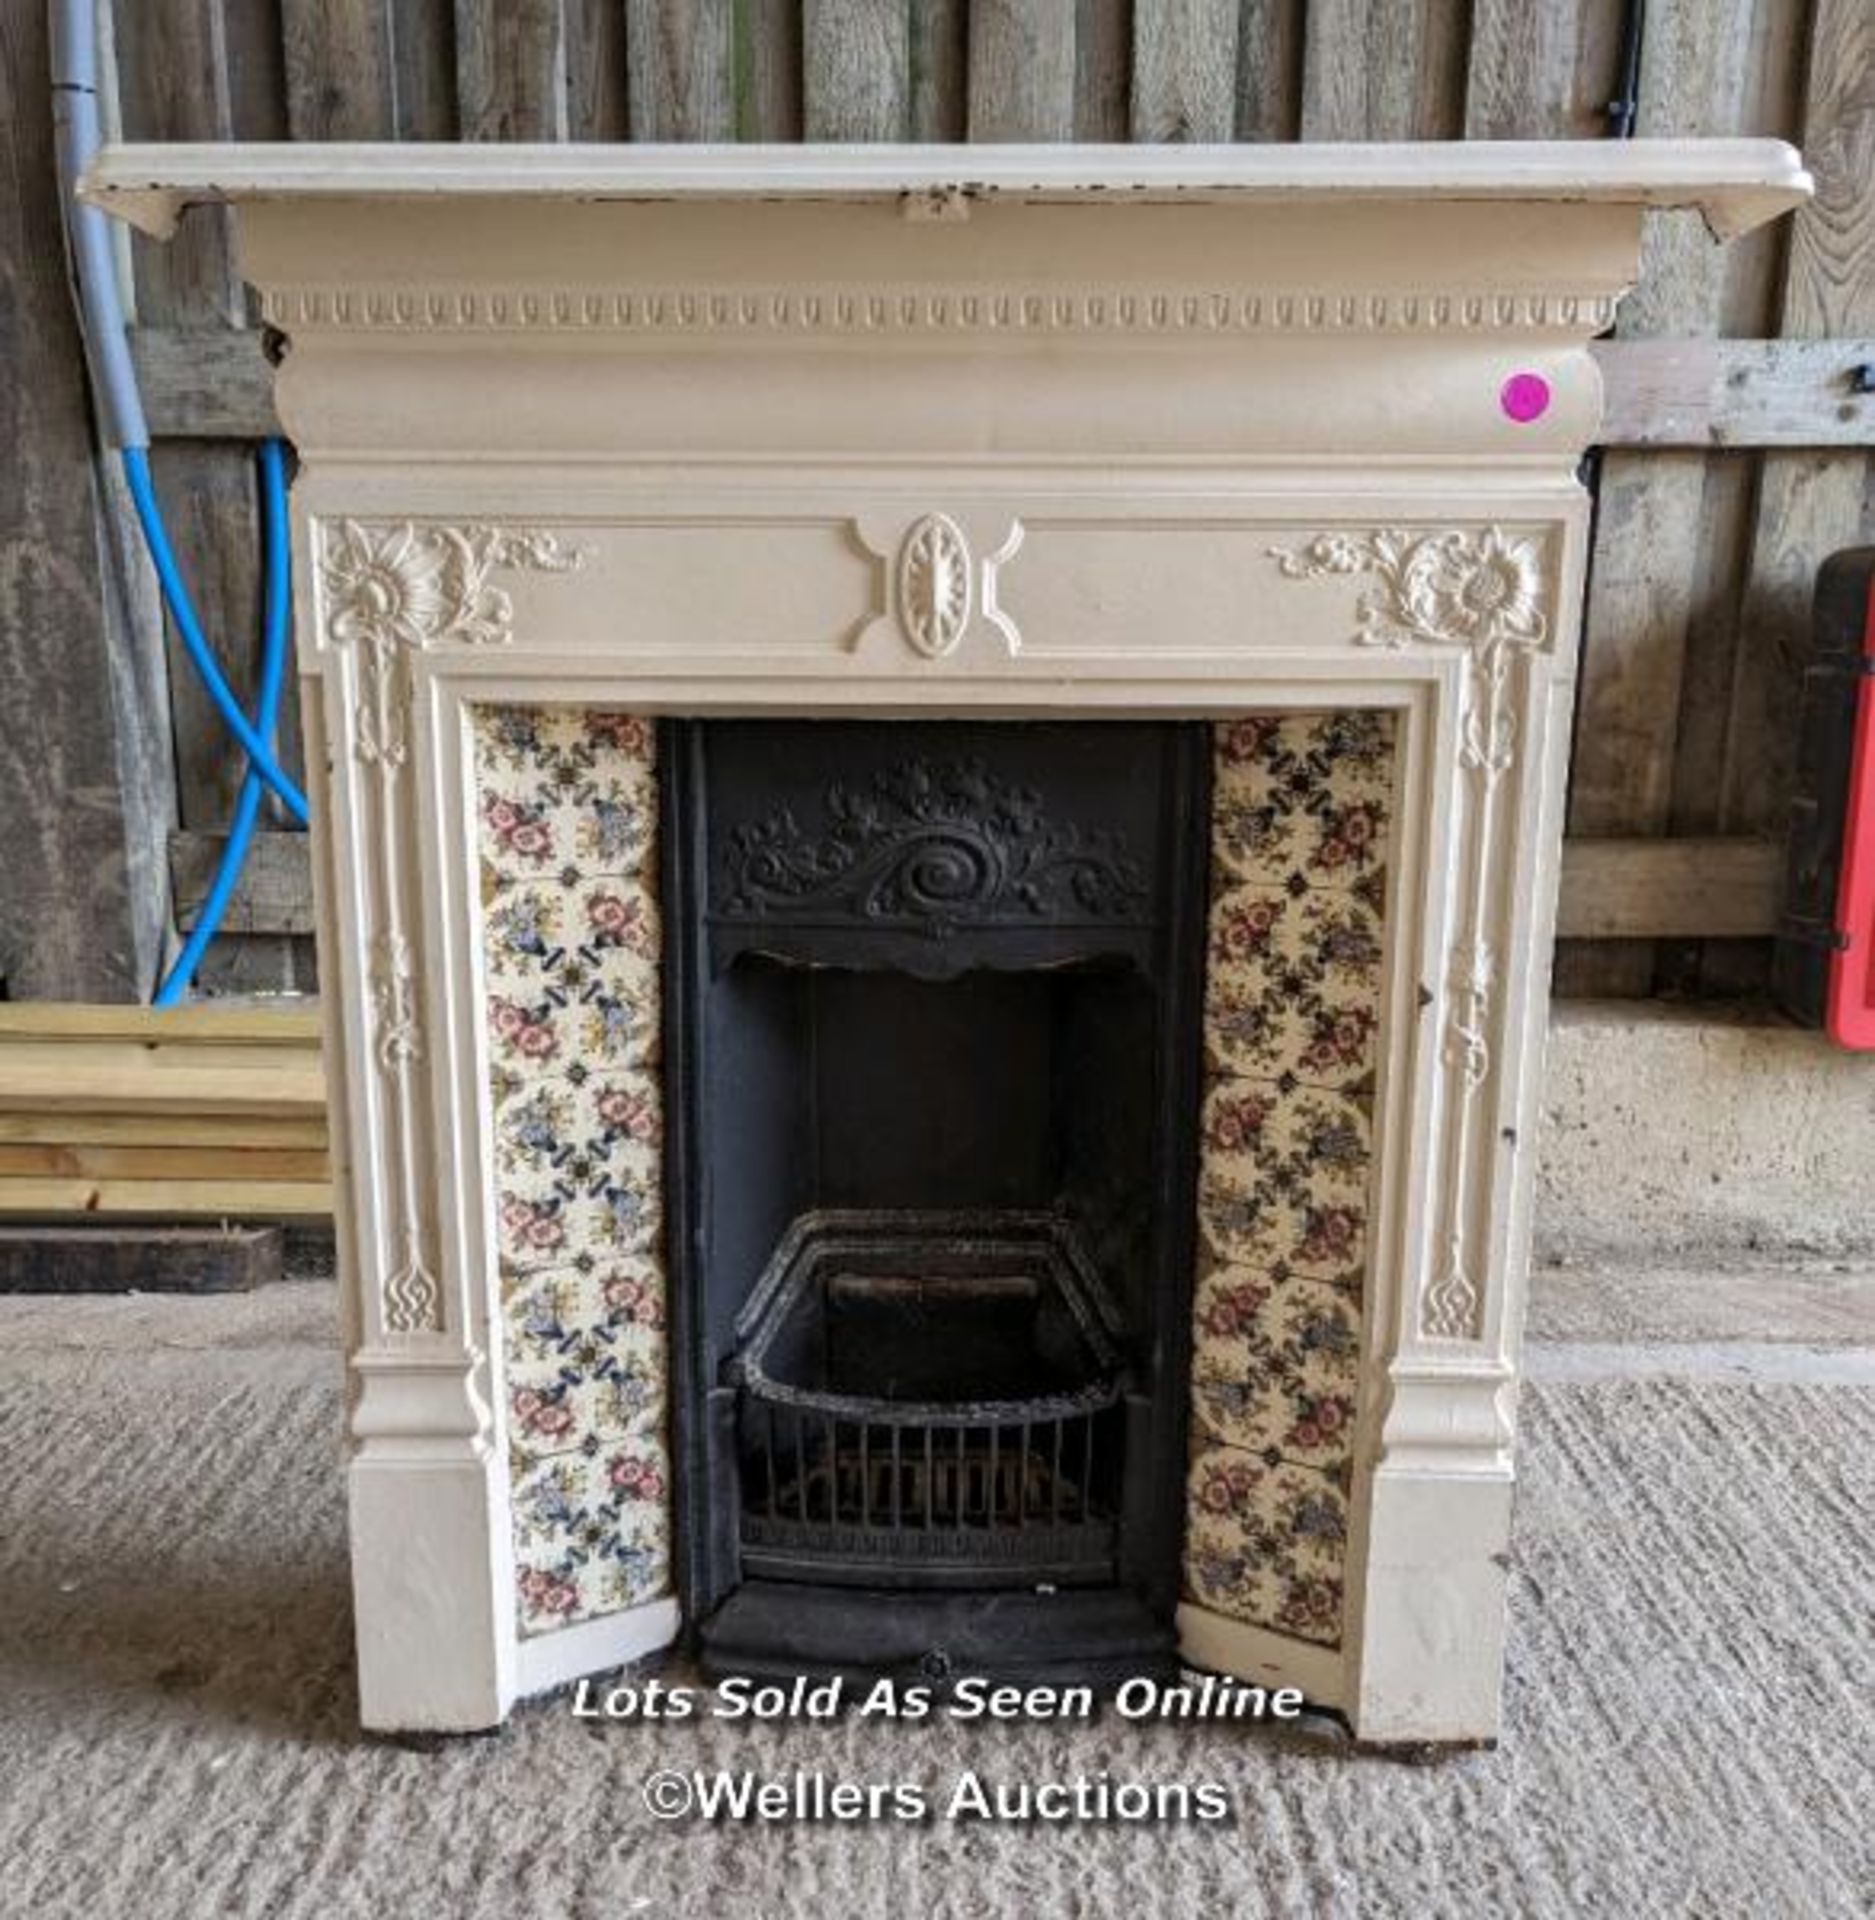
[707, 957, 1159, 1311]
[665, 719, 1211, 1680]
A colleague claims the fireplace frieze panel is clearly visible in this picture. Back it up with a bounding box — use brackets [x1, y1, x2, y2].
[298, 500, 1574, 679]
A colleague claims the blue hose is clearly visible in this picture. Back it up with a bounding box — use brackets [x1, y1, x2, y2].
[122, 446, 309, 825]
[152, 440, 296, 1005]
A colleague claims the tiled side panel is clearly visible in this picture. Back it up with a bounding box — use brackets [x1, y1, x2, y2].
[1183, 712, 1397, 1650]
[472, 706, 671, 1639]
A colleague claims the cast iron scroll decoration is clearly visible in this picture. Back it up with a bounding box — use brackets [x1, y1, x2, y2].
[722, 758, 1149, 937]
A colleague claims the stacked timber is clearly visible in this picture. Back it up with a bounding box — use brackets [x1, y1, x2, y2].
[0, 1005, 329, 1217]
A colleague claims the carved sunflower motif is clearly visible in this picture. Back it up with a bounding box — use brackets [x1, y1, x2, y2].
[322, 520, 584, 653]
[1269, 525, 1548, 656]
[1402, 527, 1546, 651]
[325, 523, 453, 650]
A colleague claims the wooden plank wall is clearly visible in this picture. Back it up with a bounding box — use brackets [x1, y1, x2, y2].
[36, 0, 1875, 1001]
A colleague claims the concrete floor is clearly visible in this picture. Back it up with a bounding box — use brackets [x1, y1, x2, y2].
[0, 1264, 1867, 1918]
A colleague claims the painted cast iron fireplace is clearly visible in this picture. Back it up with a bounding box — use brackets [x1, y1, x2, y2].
[92, 139, 1812, 1736]
[663, 720, 1210, 1681]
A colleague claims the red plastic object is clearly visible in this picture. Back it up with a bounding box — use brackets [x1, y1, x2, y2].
[1825, 579, 1875, 1047]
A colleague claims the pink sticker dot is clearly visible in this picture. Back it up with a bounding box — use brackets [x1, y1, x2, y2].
[1500, 372, 1551, 424]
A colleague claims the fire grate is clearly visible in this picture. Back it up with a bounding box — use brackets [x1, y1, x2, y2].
[728, 1212, 1129, 1588]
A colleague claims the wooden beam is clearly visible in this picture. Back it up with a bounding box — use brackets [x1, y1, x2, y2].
[0, 1178, 330, 1218]
[0, 1003, 321, 1044]
[1301, 0, 1469, 141]
[1464, 0, 1623, 141]
[1074, 0, 1135, 140]
[739, 0, 806, 140]
[171, 827, 318, 935]
[1594, 338, 1875, 448]
[132, 325, 279, 438]
[279, 0, 397, 140]
[0, 1004, 328, 1219]
[455, 0, 567, 142]
[1553, 0, 1772, 999]
[0, 1112, 328, 1150]
[1554, 837, 1783, 941]
[1132, 0, 1239, 141]
[626, 0, 736, 139]
[0, 1005, 327, 1117]
[1720, 0, 1875, 847]
[0, 1225, 285, 1293]
[1235, 0, 1305, 142]
[0, 1144, 329, 1182]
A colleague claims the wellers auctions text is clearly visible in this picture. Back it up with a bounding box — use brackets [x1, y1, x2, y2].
[572, 1672, 1305, 1725]
[660, 1767, 1235, 1825]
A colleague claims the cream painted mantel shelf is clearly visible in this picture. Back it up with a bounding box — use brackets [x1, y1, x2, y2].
[85, 141, 1806, 1742]
[85, 139, 1810, 240]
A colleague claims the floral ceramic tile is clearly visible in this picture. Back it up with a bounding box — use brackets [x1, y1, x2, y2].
[482, 866, 662, 1084]
[511, 1441, 672, 1634]
[1211, 709, 1396, 890]
[1205, 885, 1386, 1091]
[478, 708, 658, 886]
[474, 705, 672, 1640]
[503, 1259, 667, 1350]
[506, 1317, 664, 1472]
[1184, 711, 1396, 1653]
[1190, 1271, 1362, 1464]
[1196, 1079, 1373, 1282]
[1185, 1441, 1350, 1647]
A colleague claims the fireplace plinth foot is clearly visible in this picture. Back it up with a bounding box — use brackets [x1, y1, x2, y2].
[696, 1581, 1177, 1693]
[1350, 1735, 1501, 1764]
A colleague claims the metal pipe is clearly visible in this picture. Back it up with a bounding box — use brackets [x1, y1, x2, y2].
[49, 0, 146, 450]
[1608, 0, 1647, 140]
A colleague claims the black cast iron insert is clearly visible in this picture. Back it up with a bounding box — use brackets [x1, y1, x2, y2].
[661, 719, 1211, 1685]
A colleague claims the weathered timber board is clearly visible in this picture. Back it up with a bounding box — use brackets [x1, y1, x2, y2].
[0, 1224, 284, 1293]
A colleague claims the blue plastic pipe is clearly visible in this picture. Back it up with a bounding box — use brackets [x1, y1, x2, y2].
[120, 446, 309, 825]
[153, 440, 293, 1006]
